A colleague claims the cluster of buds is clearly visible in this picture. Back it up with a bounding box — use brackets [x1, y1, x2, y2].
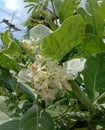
[21, 38, 41, 55]
[27, 55, 72, 100]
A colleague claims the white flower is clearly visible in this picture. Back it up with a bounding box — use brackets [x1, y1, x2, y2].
[28, 55, 72, 100]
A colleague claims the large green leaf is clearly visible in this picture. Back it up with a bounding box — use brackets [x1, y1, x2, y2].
[41, 15, 85, 61]
[19, 105, 54, 130]
[68, 34, 105, 58]
[54, 0, 80, 23]
[83, 52, 105, 102]
[85, 0, 104, 37]
[0, 120, 20, 130]
[0, 30, 22, 71]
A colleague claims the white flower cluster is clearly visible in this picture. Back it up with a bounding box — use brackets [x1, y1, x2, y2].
[21, 38, 41, 54]
[27, 55, 71, 100]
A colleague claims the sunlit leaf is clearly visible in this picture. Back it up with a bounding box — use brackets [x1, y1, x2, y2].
[41, 15, 85, 61]
[1, 30, 11, 47]
[54, 0, 80, 23]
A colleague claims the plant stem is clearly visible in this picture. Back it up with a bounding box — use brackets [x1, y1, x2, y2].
[70, 80, 96, 116]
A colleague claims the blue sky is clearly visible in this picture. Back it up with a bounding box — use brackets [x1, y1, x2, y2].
[0, 0, 28, 40]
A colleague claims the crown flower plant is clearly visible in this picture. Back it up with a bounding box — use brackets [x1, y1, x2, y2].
[1, 0, 105, 129]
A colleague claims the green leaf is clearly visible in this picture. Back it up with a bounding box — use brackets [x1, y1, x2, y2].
[1, 30, 11, 47]
[0, 96, 20, 130]
[85, 0, 104, 37]
[0, 96, 10, 115]
[99, 0, 105, 20]
[46, 97, 70, 118]
[3, 41, 21, 57]
[41, 15, 85, 61]
[25, 3, 36, 8]
[54, 0, 80, 23]
[96, 92, 105, 104]
[0, 32, 22, 71]
[0, 96, 12, 125]
[67, 111, 90, 121]
[45, 17, 58, 31]
[20, 105, 54, 130]
[18, 83, 36, 102]
[0, 120, 20, 130]
[69, 34, 105, 58]
[78, 7, 89, 23]
[85, 0, 99, 13]
[0, 96, 22, 118]
[0, 70, 35, 102]
[0, 109, 11, 125]
[0, 70, 17, 92]
[0, 52, 19, 71]
[0, 95, 27, 118]
[89, 117, 105, 130]
[70, 80, 95, 114]
[0, 41, 22, 71]
[83, 52, 105, 102]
